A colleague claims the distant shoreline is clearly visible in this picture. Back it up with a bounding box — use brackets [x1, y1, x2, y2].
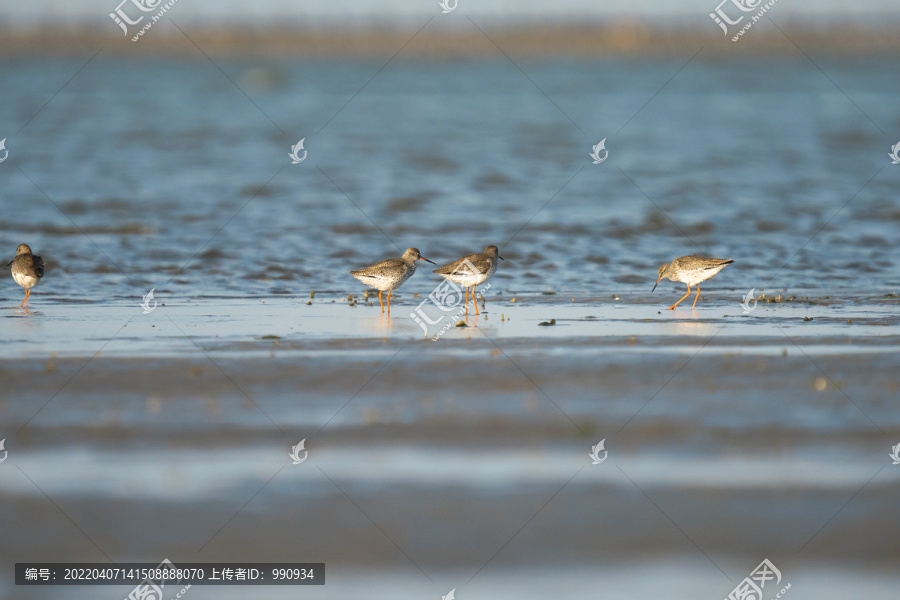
[2, 23, 900, 57]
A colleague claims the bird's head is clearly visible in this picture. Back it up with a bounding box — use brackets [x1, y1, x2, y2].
[484, 245, 504, 260]
[651, 262, 670, 293]
[404, 248, 436, 265]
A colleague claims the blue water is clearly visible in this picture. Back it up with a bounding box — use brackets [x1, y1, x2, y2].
[1, 57, 898, 307]
[1, 56, 899, 600]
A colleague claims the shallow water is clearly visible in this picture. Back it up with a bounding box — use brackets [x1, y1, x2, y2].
[1, 57, 899, 302]
[1, 56, 899, 599]
[1, 293, 900, 358]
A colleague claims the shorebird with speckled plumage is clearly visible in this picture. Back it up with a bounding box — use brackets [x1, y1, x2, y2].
[9, 243, 44, 308]
[350, 247, 435, 313]
[652, 254, 733, 310]
[432, 245, 503, 316]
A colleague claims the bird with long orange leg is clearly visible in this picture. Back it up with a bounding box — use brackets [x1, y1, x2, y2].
[652, 254, 733, 310]
[9, 243, 44, 308]
[350, 247, 435, 313]
[432, 245, 503, 316]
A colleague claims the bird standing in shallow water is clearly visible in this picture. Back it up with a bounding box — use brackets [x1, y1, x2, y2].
[350, 247, 435, 313]
[9, 243, 44, 308]
[652, 254, 733, 310]
[432, 245, 503, 316]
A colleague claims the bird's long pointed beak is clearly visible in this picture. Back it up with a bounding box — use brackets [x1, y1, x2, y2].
[420, 256, 436, 265]
[651, 278, 660, 293]
[499, 255, 505, 260]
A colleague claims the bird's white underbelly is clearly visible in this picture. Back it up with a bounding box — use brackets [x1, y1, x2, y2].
[440, 261, 496, 288]
[439, 271, 489, 288]
[13, 272, 40, 289]
[678, 266, 726, 285]
[351, 272, 410, 291]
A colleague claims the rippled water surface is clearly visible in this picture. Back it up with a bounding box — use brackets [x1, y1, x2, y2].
[1, 56, 899, 599]
[1, 57, 899, 302]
